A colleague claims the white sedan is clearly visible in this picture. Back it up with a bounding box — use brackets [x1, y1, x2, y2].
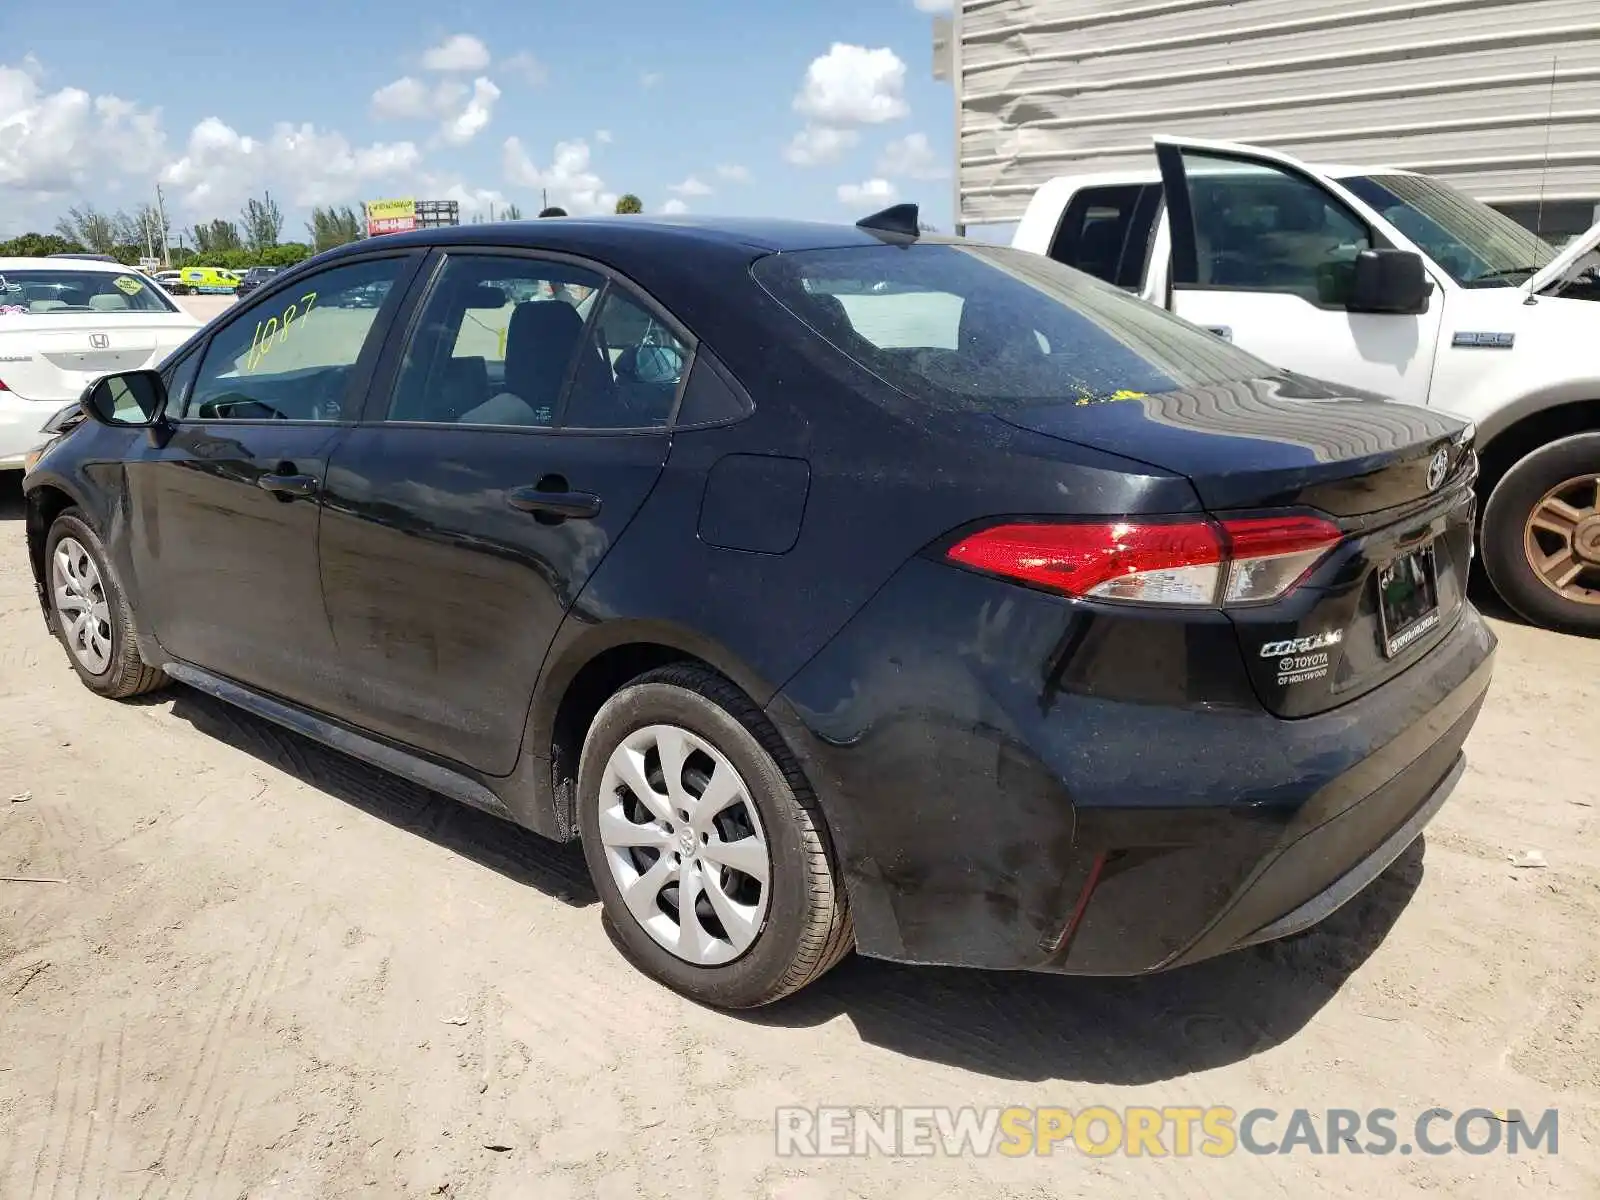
[0, 257, 202, 470]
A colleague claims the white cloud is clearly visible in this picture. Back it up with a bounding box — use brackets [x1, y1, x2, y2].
[502, 136, 617, 216]
[500, 51, 546, 85]
[422, 34, 491, 72]
[0, 60, 166, 198]
[716, 163, 750, 183]
[914, 0, 953, 11]
[783, 125, 858, 167]
[794, 45, 909, 126]
[838, 178, 898, 208]
[640, 72, 663, 89]
[668, 175, 712, 197]
[440, 77, 500, 145]
[370, 76, 437, 120]
[162, 117, 421, 213]
[877, 132, 947, 180]
[595, 129, 613, 144]
[371, 74, 499, 145]
[660, 198, 689, 215]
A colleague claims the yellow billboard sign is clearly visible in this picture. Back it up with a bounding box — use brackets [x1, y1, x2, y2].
[366, 198, 417, 235]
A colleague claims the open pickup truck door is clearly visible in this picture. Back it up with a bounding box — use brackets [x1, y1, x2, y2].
[1151, 136, 1445, 408]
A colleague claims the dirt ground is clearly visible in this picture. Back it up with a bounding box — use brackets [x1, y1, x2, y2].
[0, 465, 1597, 1199]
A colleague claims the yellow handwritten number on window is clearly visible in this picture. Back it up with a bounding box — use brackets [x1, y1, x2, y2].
[245, 291, 319, 373]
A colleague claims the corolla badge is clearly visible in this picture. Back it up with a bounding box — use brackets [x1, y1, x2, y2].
[1427, 448, 1450, 491]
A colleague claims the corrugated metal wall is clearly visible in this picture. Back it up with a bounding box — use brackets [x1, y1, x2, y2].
[956, 0, 1600, 225]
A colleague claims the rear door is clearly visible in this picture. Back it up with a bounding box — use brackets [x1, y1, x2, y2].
[1153, 136, 1446, 406]
[123, 252, 422, 710]
[317, 250, 685, 774]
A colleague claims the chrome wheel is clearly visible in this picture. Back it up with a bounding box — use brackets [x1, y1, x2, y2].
[51, 536, 113, 674]
[597, 723, 771, 966]
[1523, 473, 1600, 606]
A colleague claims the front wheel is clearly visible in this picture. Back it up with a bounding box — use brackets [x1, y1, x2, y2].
[576, 665, 853, 1008]
[45, 510, 167, 698]
[1481, 432, 1600, 635]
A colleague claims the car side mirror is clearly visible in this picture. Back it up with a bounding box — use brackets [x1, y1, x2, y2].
[1348, 249, 1430, 315]
[81, 369, 167, 429]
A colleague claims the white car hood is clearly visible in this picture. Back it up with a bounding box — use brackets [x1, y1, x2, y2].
[0, 310, 200, 402]
[1526, 219, 1600, 294]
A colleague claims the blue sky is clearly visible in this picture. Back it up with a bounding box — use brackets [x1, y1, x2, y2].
[0, 0, 957, 240]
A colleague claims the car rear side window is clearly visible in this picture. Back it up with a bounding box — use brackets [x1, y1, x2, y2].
[385, 255, 606, 427]
[751, 243, 1273, 414]
[1047, 183, 1161, 289]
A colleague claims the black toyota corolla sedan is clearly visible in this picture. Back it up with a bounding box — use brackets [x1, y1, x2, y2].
[22, 208, 1495, 1008]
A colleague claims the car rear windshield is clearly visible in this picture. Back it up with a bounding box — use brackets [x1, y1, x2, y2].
[0, 268, 177, 315]
[751, 242, 1274, 413]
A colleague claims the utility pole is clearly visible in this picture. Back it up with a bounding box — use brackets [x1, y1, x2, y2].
[154, 182, 171, 266]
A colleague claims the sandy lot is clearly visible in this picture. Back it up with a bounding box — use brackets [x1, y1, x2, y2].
[0, 471, 1597, 1199]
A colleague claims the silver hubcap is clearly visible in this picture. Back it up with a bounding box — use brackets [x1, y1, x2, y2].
[51, 537, 113, 675]
[597, 724, 771, 966]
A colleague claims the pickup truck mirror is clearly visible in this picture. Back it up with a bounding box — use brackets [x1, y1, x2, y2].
[81, 369, 167, 429]
[1348, 249, 1430, 315]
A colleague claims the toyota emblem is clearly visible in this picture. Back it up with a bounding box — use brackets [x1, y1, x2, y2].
[1427, 448, 1450, 491]
[89, 333, 109, 350]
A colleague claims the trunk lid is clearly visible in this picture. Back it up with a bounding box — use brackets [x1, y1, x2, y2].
[995, 374, 1476, 717]
[0, 313, 200, 402]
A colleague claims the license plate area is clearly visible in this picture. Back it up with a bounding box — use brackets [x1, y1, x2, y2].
[1377, 541, 1440, 658]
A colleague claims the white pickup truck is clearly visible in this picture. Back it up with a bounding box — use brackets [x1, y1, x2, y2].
[1015, 136, 1600, 636]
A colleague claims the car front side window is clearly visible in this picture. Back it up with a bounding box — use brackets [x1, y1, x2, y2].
[184, 257, 408, 422]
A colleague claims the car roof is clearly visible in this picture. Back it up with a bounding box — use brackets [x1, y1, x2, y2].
[319, 215, 920, 261]
[0, 256, 136, 272]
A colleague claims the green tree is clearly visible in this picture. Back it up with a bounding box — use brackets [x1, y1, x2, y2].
[615, 194, 643, 215]
[55, 205, 119, 254]
[0, 232, 86, 257]
[503, 203, 524, 220]
[307, 205, 363, 253]
[190, 219, 244, 255]
[241, 193, 284, 252]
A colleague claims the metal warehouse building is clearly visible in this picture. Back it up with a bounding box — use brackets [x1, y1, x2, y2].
[947, 0, 1600, 238]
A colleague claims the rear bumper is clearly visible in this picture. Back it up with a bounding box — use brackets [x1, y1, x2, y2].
[769, 557, 1496, 975]
[0, 394, 59, 467]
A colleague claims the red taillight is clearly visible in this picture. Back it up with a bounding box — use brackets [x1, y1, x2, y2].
[945, 515, 1341, 608]
[0, 378, 8, 391]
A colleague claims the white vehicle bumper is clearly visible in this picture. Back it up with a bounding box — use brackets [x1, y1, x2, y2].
[0, 391, 62, 470]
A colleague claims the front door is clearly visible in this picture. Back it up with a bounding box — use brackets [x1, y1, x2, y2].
[1154, 136, 1446, 407]
[124, 253, 419, 708]
[318, 251, 686, 774]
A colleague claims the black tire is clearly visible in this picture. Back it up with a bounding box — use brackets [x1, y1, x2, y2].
[44, 509, 168, 699]
[1481, 432, 1600, 636]
[576, 664, 853, 1008]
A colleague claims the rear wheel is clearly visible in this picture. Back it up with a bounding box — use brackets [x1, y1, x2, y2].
[45, 510, 167, 698]
[576, 664, 852, 1008]
[1482, 433, 1600, 635]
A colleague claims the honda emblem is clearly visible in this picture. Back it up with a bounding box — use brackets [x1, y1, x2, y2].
[89, 333, 109, 350]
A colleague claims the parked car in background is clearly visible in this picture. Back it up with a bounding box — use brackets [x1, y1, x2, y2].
[235, 266, 281, 297]
[21, 213, 1494, 1007]
[175, 266, 241, 295]
[1016, 135, 1600, 636]
[0, 257, 201, 470]
[154, 270, 188, 294]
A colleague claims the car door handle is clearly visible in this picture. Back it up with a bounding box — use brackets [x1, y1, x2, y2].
[258, 472, 319, 499]
[506, 480, 602, 520]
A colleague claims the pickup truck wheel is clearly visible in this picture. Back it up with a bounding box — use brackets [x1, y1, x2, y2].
[576, 664, 853, 1008]
[1482, 432, 1600, 635]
